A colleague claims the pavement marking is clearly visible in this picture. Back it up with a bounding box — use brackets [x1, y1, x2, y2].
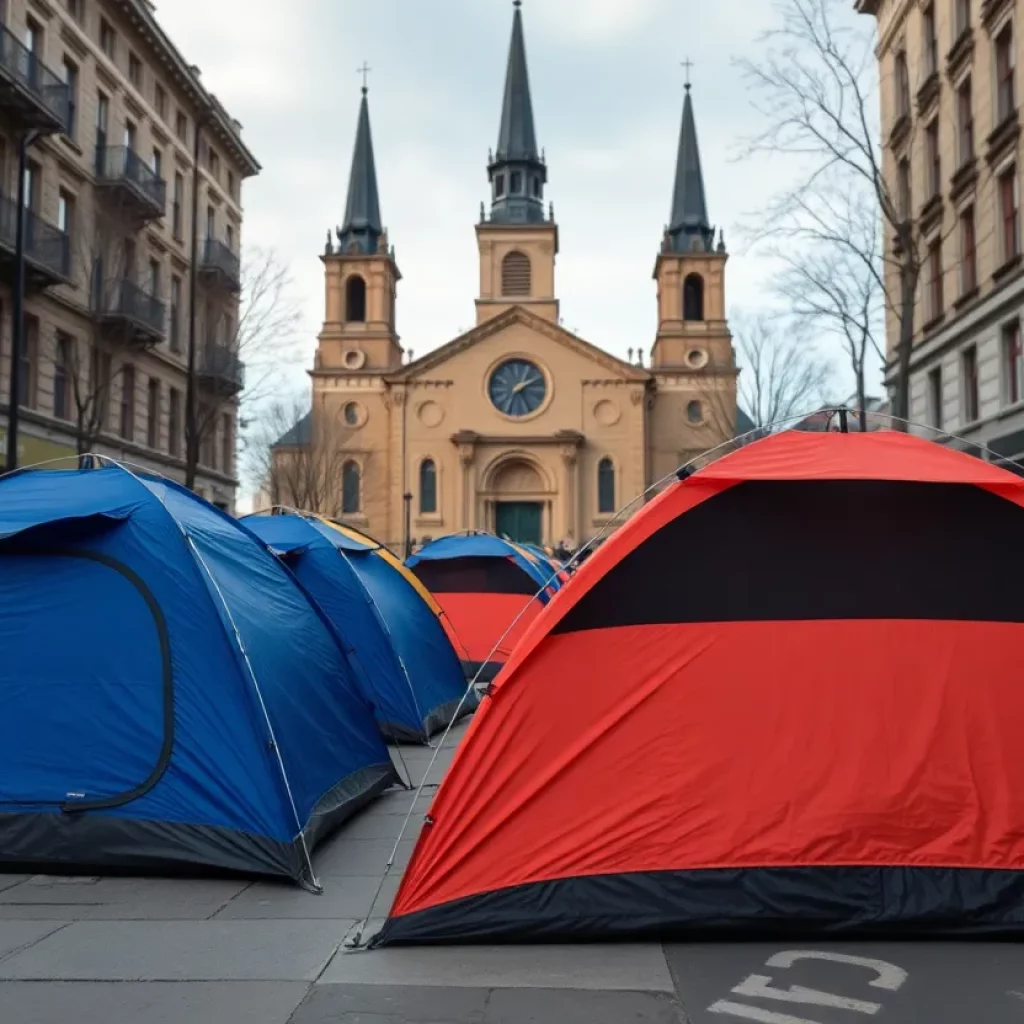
[764, 950, 908, 991]
[732, 974, 881, 1014]
[708, 1001, 824, 1022]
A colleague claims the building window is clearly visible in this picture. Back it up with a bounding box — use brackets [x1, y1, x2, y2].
[996, 21, 1015, 124]
[128, 51, 142, 89]
[419, 458, 437, 514]
[205, 203, 215, 241]
[54, 332, 73, 421]
[23, 160, 39, 212]
[597, 457, 615, 514]
[341, 460, 361, 514]
[531, 175, 541, 198]
[123, 120, 136, 153]
[345, 274, 367, 322]
[170, 275, 181, 352]
[119, 364, 135, 440]
[343, 401, 358, 426]
[962, 344, 979, 423]
[57, 188, 73, 240]
[226, 222, 235, 251]
[175, 110, 188, 143]
[895, 50, 910, 118]
[152, 147, 162, 183]
[683, 273, 705, 321]
[1004, 320, 1024, 405]
[501, 250, 531, 296]
[99, 18, 115, 60]
[687, 399, 704, 424]
[24, 18, 41, 55]
[1000, 165, 1019, 263]
[148, 259, 160, 300]
[955, 0, 970, 35]
[957, 76, 973, 167]
[172, 172, 183, 238]
[147, 377, 160, 448]
[927, 237, 943, 322]
[960, 205, 977, 295]
[898, 156, 911, 219]
[494, 173, 505, 198]
[510, 171, 522, 193]
[926, 118, 940, 197]
[62, 58, 78, 141]
[154, 82, 166, 119]
[221, 414, 232, 475]
[227, 170, 235, 199]
[922, 3, 937, 77]
[18, 315, 37, 408]
[66, 0, 84, 22]
[168, 387, 181, 457]
[208, 148, 219, 178]
[95, 91, 108, 157]
[927, 366, 943, 430]
[199, 403, 215, 467]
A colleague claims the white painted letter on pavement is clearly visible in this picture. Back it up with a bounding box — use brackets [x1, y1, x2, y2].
[765, 950, 908, 991]
[732, 974, 881, 1014]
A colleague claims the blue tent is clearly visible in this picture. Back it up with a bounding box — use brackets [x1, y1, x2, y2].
[0, 468, 397, 884]
[243, 513, 474, 743]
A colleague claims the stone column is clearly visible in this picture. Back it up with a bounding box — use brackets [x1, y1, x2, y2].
[452, 431, 477, 531]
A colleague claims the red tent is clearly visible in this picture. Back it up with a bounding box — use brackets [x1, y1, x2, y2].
[374, 431, 1024, 944]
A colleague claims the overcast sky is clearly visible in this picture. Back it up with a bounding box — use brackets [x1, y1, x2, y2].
[154, 0, 872, 400]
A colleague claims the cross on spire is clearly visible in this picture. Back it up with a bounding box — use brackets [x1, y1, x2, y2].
[681, 57, 694, 90]
[357, 61, 372, 93]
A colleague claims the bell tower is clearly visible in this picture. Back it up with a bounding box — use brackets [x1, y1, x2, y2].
[651, 83, 733, 374]
[317, 80, 402, 373]
[475, 0, 559, 327]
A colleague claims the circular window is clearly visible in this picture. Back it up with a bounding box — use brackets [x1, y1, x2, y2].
[342, 348, 365, 370]
[343, 401, 360, 426]
[686, 348, 708, 369]
[487, 358, 547, 417]
[686, 400, 703, 424]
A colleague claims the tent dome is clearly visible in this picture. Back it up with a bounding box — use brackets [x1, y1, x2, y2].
[0, 468, 396, 884]
[376, 430, 1024, 942]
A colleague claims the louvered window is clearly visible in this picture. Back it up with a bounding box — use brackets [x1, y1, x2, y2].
[502, 251, 531, 296]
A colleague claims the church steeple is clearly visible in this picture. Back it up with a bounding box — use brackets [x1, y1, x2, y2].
[336, 84, 384, 255]
[666, 85, 716, 254]
[487, 0, 547, 225]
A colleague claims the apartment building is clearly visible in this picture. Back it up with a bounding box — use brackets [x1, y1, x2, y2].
[0, 0, 259, 508]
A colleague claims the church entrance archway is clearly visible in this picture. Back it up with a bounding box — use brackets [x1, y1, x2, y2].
[495, 501, 543, 545]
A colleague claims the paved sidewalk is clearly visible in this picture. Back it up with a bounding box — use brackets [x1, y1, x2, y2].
[2, 728, 1023, 1022]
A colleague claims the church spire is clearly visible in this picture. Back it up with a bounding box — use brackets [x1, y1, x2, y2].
[336, 82, 384, 255]
[666, 84, 715, 253]
[487, 0, 547, 225]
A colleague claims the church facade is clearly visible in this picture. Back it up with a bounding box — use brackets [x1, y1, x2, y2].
[275, 4, 740, 551]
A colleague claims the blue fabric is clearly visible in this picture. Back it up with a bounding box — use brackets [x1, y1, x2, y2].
[407, 533, 553, 593]
[0, 468, 390, 846]
[244, 515, 467, 739]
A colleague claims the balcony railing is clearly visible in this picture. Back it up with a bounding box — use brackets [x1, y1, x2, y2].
[0, 192, 71, 288]
[197, 342, 245, 395]
[199, 237, 241, 291]
[0, 23, 70, 133]
[94, 146, 167, 220]
[95, 277, 166, 344]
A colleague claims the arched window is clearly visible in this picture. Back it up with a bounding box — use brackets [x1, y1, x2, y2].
[683, 273, 704, 321]
[419, 458, 437, 514]
[687, 399, 704, 424]
[341, 460, 361, 514]
[345, 274, 367, 323]
[597, 457, 615, 514]
[501, 251, 531, 296]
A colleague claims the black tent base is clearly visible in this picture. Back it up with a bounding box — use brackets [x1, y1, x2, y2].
[0, 761, 398, 886]
[372, 865, 1024, 946]
[461, 660, 502, 684]
[379, 694, 480, 746]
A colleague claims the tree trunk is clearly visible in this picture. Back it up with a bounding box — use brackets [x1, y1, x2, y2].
[857, 365, 867, 432]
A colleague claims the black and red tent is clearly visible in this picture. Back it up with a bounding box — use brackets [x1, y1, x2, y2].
[374, 430, 1024, 944]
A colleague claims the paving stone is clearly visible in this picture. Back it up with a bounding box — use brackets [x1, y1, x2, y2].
[363, 788, 439, 816]
[214, 876, 401, 920]
[0, 921, 67, 961]
[314, 838, 418, 876]
[320, 943, 676, 991]
[333, 812, 417, 841]
[485, 986, 687, 1023]
[0, 920, 344, 981]
[289, 982, 488, 1023]
[0, 980, 309, 1023]
[0, 875, 30, 894]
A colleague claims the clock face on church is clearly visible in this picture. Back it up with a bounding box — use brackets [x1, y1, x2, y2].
[488, 358, 547, 417]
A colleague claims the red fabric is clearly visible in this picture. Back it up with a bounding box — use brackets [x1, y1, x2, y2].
[435, 592, 544, 665]
[393, 619, 1024, 917]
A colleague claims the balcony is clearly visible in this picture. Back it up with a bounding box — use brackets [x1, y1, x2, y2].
[0, 192, 71, 290]
[198, 237, 241, 292]
[197, 343, 245, 396]
[94, 146, 166, 223]
[94, 278, 166, 347]
[0, 23, 69, 134]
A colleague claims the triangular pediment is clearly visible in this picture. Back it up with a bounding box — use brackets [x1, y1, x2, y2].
[386, 306, 649, 383]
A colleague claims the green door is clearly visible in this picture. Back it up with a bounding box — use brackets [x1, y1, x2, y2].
[495, 502, 543, 546]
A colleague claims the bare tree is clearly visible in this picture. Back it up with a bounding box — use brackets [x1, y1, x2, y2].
[737, 0, 921, 426]
[771, 182, 885, 429]
[185, 246, 303, 490]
